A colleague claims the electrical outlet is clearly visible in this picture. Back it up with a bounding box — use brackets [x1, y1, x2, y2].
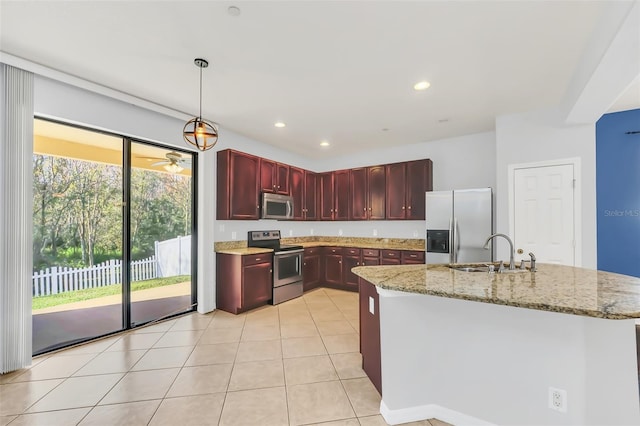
[231, 231, 237, 240]
[412, 230, 419, 238]
[310, 228, 314, 235]
[373, 229, 378, 236]
[338, 229, 343, 236]
[219, 224, 225, 232]
[289, 229, 293, 237]
[548, 387, 567, 413]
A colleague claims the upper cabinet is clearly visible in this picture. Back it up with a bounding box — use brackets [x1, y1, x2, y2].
[386, 159, 433, 220]
[320, 171, 349, 221]
[260, 159, 289, 195]
[350, 166, 386, 220]
[217, 150, 261, 220]
[216, 149, 432, 221]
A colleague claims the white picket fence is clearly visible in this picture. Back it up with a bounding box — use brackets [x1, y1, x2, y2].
[32, 256, 157, 297]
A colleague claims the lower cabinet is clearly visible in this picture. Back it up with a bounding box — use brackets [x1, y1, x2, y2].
[359, 278, 382, 394]
[216, 253, 273, 314]
[342, 248, 362, 291]
[324, 247, 343, 287]
[303, 247, 321, 291]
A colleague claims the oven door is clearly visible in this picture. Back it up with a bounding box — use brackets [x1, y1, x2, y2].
[273, 249, 303, 287]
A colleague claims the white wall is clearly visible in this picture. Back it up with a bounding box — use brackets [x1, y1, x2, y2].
[495, 107, 597, 268]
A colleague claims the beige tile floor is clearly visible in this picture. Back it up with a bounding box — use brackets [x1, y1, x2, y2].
[1, 288, 450, 426]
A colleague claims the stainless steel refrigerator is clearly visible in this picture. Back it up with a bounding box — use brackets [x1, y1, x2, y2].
[425, 188, 493, 264]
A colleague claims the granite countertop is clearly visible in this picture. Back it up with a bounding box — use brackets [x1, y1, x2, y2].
[215, 236, 425, 254]
[352, 263, 640, 319]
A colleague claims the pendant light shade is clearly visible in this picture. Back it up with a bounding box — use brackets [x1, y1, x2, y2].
[183, 58, 218, 151]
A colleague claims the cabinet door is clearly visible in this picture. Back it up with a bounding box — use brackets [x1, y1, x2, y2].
[304, 171, 318, 220]
[324, 253, 343, 285]
[342, 254, 361, 289]
[401, 250, 425, 264]
[230, 151, 260, 220]
[334, 170, 350, 221]
[290, 167, 304, 220]
[260, 158, 277, 193]
[242, 262, 272, 310]
[276, 163, 290, 194]
[368, 165, 386, 220]
[359, 279, 381, 394]
[349, 168, 368, 220]
[406, 159, 432, 220]
[319, 172, 334, 220]
[386, 162, 407, 220]
[303, 254, 320, 291]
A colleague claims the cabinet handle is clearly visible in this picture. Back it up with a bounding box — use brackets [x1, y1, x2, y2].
[363, 208, 366, 211]
[339, 261, 342, 264]
[408, 206, 412, 209]
[278, 185, 281, 189]
[256, 258, 261, 261]
[369, 207, 372, 211]
[402, 206, 405, 210]
[270, 269, 273, 273]
[410, 254, 417, 258]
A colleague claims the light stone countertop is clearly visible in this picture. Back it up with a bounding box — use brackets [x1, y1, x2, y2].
[352, 263, 640, 319]
[215, 236, 425, 254]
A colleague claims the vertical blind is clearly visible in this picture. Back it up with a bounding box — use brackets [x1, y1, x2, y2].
[0, 63, 33, 373]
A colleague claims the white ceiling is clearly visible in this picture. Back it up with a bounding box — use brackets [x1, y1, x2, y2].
[1, 1, 638, 159]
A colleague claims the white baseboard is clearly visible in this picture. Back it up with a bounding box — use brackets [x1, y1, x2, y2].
[379, 400, 496, 426]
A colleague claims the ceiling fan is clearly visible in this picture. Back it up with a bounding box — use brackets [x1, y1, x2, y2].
[138, 151, 192, 173]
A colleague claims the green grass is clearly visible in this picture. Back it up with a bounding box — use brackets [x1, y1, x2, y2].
[32, 275, 190, 310]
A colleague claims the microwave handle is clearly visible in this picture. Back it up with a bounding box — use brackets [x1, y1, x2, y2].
[287, 200, 292, 217]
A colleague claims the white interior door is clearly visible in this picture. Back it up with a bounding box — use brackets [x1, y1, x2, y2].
[513, 164, 575, 265]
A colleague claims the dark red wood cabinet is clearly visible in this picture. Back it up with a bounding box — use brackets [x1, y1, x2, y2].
[350, 166, 386, 220]
[216, 253, 273, 314]
[320, 171, 349, 221]
[385, 159, 433, 220]
[381, 249, 401, 265]
[342, 247, 362, 290]
[323, 247, 343, 287]
[303, 247, 321, 291]
[401, 250, 425, 264]
[359, 279, 382, 394]
[303, 171, 318, 220]
[217, 150, 261, 220]
[260, 159, 289, 195]
[290, 166, 305, 220]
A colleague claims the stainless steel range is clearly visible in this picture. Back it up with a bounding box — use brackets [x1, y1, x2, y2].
[247, 230, 304, 304]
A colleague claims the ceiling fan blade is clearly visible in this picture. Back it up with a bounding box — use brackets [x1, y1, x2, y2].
[151, 160, 170, 167]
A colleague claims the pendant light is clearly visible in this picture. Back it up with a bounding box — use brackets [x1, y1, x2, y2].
[183, 58, 218, 151]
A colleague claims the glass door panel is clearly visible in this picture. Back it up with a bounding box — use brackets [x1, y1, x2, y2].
[32, 119, 124, 354]
[129, 142, 194, 326]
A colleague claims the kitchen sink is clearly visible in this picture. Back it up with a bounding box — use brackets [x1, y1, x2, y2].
[448, 264, 531, 273]
[449, 266, 489, 273]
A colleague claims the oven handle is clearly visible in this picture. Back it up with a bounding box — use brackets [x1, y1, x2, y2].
[275, 249, 304, 255]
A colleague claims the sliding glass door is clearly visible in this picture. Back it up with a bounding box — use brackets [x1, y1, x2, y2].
[129, 142, 196, 326]
[32, 118, 196, 355]
[32, 119, 125, 354]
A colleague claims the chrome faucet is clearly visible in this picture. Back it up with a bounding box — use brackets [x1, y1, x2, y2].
[528, 252, 537, 272]
[483, 233, 516, 270]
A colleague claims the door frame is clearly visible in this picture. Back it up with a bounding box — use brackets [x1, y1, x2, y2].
[507, 157, 582, 267]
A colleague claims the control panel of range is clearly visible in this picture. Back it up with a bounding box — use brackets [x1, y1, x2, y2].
[249, 230, 280, 242]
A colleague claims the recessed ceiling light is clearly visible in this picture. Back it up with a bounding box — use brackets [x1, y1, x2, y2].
[227, 6, 241, 16]
[382, 128, 389, 132]
[320, 141, 330, 147]
[413, 81, 431, 91]
[274, 122, 286, 128]
[438, 118, 450, 123]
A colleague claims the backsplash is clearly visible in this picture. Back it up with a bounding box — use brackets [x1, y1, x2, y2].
[214, 236, 425, 251]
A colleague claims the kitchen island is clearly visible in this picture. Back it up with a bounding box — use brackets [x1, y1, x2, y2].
[352, 263, 640, 425]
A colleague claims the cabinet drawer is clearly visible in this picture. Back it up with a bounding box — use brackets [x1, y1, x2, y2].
[325, 247, 341, 255]
[362, 249, 379, 257]
[343, 247, 361, 256]
[381, 249, 401, 259]
[304, 247, 320, 256]
[242, 253, 272, 266]
[401, 251, 425, 262]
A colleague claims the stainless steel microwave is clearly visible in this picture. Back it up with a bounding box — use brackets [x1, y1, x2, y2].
[261, 193, 294, 220]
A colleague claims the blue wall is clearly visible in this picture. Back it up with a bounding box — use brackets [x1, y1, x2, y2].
[596, 109, 640, 277]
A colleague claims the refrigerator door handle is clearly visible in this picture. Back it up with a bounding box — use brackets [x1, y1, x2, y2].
[449, 218, 455, 264]
[453, 217, 459, 263]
